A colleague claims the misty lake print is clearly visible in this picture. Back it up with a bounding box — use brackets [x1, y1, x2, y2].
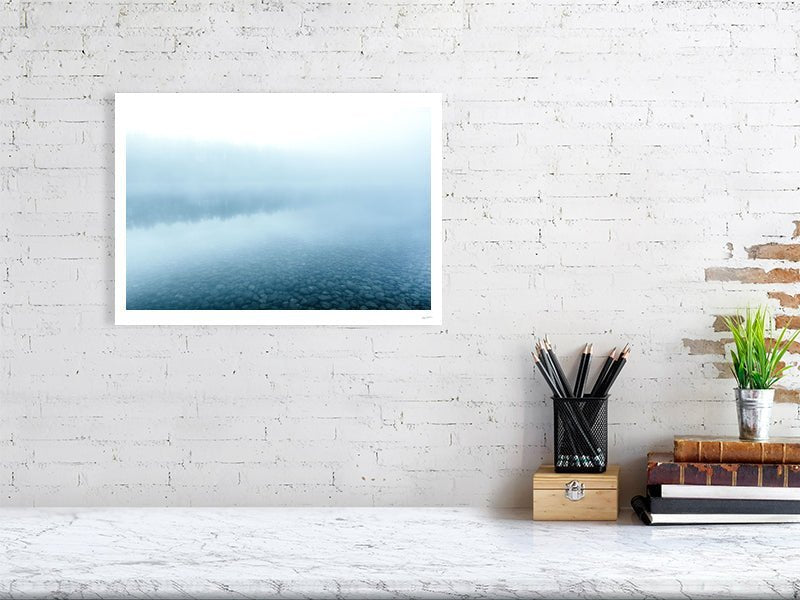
[116, 94, 441, 325]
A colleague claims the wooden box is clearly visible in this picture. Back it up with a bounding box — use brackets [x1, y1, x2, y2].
[533, 465, 619, 521]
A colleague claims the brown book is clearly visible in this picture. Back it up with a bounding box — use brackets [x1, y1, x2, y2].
[674, 435, 800, 464]
[647, 452, 800, 487]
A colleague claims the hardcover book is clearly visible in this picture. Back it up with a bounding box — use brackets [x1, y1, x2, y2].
[631, 495, 800, 525]
[647, 452, 800, 487]
[674, 435, 800, 464]
[647, 495, 800, 514]
[648, 484, 800, 501]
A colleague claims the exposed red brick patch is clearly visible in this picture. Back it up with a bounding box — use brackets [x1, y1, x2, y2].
[713, 315, 739, 332]
[682, 338, 728, 355]
[706, 218, 799, 402]
[775, 315, 800, 330]
[766, 338, 800, 354]
[747, 243, 800, 262]
[769, 292, 800, 308]
[714, 362, 735, 379]
[705, 267, 800, 284]
[776, 389, 800, 403]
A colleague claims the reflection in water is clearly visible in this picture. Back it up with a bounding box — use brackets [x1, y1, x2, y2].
[125, 112, 432, 311]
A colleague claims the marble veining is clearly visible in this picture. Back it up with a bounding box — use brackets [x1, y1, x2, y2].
[1, 507, 798, 599]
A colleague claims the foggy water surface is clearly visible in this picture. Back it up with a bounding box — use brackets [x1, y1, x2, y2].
[125, 109, 432, 311]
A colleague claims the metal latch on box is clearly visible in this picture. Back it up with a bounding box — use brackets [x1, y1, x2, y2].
[564, 480, 585, 501]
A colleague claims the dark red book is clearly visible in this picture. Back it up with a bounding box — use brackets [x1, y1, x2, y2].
[647, 452, 800, 487]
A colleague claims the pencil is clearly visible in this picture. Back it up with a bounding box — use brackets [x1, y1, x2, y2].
[598, 345, 630, 397]
[544, 335, 572, 397]
[532, 351, 562, 398]
[537, 349, 595, 464]
[539, 340, 568, 397]
[535, 342, 557, 392]
[531, 337, 618, 468]
[536, 345, 597, 464]
[597, 343, 629, 394]
[573, 343, 591, 398]
[589, 347, 616, 398]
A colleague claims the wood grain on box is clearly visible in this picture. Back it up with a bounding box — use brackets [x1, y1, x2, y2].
[533, 465, 619, 521]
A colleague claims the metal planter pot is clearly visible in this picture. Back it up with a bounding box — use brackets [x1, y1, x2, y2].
[735, 388, 775, 441]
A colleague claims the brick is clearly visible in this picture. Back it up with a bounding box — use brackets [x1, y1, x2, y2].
[769, 292, 800, 308]
[682, 339, 727, 356]
[775, 315, 800, 330]
[396, 6, 466, 29]
[705, 267, 800, 284]
[747, 243, 800, 262]
[301, 4, 396, 29]
[766, 338, 800, 354]
[732, 27, 797, 49]
[362, 31, 455, 54]
[776, 389, 800, 403]
[713, 362, 735, 379]
[23, 3, 120, 28]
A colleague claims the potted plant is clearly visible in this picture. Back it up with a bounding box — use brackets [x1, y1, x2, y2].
[724, 307, 799, 441]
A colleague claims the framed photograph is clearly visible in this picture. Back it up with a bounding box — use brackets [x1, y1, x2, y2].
[114, 93, 442, 326]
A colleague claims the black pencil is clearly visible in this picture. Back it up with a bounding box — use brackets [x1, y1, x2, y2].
[538, 340, 567, 397]
[536, 341, 597, 459]
[589, 347, 616, 397]
[531, 344, 590, 466]
[532, 351, 562, 398]
[533, 347, 581, 462]
[531, 337, 613, 467]
[544, 335, 572, 397]
[535, 342, 549, 374]
[572, 343, 586, 397]
[535, 342, 556, 390]
[598, 345, 630, 397]
[597, 343, 628, 394]
[573, 343, 591, 398]
[546, 340, 602, 455]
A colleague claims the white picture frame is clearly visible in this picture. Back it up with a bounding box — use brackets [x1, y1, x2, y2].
[114, 92, 442, 326]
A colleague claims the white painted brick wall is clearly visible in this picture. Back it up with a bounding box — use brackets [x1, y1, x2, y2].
[1, 0, 800, 507]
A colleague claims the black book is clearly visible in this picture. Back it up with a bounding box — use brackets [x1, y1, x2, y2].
[648, 495, 800, 514]
[631, 495, 800, 525]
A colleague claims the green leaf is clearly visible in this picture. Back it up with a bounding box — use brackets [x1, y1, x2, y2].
[725, 306, 798, 390]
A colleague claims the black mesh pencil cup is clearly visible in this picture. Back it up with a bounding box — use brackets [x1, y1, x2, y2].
[553, 396, 608, 473]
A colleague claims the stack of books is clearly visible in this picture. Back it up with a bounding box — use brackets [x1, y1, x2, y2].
[632, 435, 800, 525]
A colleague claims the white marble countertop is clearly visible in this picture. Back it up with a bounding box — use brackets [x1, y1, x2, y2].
[0, 507, 798, 599]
